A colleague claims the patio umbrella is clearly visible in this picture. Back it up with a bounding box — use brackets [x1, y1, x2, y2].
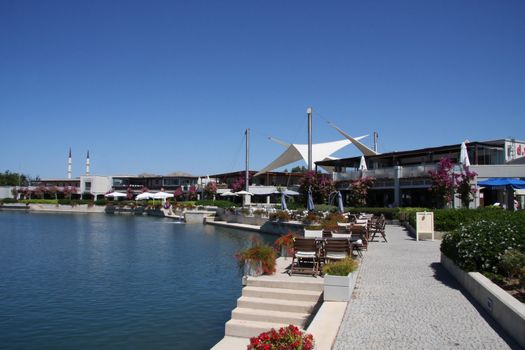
[236, 190, 253, 196]
[337, 191, 344, 214]
[104, 191, 127, 198]
[220, 191, 238, 197]
[283, 189, 300, 196]
[281, 193, 288, 211]
[358, 156, 367, 171]
[307, 187, 315, 211]
[460, 141, 470, 167]
[152, 191, 174, 199]
[135, 192, 154, 200]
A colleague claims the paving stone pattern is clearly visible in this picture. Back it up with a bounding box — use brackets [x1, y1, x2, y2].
[333, 225, 515, 350]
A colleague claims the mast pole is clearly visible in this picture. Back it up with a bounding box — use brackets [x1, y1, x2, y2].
[307, 107, 313, 171]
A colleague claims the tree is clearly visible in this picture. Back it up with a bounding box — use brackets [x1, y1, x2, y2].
[291, 165, 307, 173]
[0, 170, 28, 186]
[299, 171, 335, 204]
[347, 176, 374, 207]
[456, 166, 477, 208]
[204, 181, 217, 200]
[428, 157, 458, 208]
[231, 175, 246, 192]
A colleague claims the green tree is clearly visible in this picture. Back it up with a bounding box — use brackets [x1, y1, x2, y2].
[0, 170, 28, 186]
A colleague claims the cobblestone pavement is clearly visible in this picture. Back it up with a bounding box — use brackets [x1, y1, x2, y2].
[333, 225, 518, 350]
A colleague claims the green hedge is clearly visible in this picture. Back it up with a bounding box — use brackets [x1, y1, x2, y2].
[20, 199, 59, 204]
[441, 215, 525, 275]
[194, 200, 235, 208]
[0, 198, 18, 204]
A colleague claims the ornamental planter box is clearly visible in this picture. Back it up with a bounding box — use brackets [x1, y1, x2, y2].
[324, 272, 357, 302]
[243, 259, 263, 277]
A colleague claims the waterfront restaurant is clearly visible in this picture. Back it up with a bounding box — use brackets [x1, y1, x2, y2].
[111, 172, 199, 193]
[316, 138, 525, 208]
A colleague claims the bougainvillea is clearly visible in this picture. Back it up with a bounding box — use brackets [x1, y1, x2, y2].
[456, 166, 478, 208]
[247, 325, 314, 350]
[299, 171, 335, 204]
[347, 176, 374, 207]
[231, 175, 246, 192]
[204, 181, 217, 199]
[428, 157, 458, 208]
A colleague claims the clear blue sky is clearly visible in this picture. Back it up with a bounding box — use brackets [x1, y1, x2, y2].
[1, 0, 524, 179]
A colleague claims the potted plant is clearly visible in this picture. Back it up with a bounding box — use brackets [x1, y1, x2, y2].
[322, 257, 359, 301]
[302, 211, 320, 225]
[235, 239, 277, 277]
[274, 232, 296, 259]
[248, 324, 314, 350]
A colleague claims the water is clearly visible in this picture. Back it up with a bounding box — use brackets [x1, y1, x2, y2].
[0, 211, 275, 350]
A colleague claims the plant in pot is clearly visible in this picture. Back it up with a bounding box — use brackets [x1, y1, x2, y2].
[321, 219, 339, 233]
[302, 211, 320, 225]
[322, 257, 359, 301]
[248, 324, 314, 350]
[235, 238, 277, 277]
[274, 232, 296, 259]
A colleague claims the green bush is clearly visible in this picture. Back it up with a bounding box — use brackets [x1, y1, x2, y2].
[441, 219, 524, 274]
[498, 250, 525, 279]
[322, 257, 359, 276]
[94, 199, 108, 206]
[20, 199, 58, 204]
[0, 198, 18, 204]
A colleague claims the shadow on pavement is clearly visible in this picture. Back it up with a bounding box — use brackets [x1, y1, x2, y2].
[430, 262, 521, 350]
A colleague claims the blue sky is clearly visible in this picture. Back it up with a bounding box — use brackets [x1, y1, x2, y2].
[1, 0, 524, 179]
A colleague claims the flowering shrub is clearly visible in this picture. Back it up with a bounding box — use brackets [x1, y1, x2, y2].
[247, 325, 314, 350]
[274, 232, 295, 249]
[456, 166, 477, 208]
[441, 219, 524, 274]
[428, 157, 457, 208]
[235, 238, 277, 275]
[347, 176, 374, 207]
[299, 171, 335, 204]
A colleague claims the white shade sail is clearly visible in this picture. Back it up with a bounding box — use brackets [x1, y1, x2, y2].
[329, 123, 379, 156]
[255, 138, 361, 176]
[359, 155, 368, 171]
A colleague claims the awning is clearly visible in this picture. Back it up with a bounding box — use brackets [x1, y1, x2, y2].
[478, 178, 525, 188]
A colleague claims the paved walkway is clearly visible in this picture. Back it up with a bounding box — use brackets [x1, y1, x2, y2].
[333, 225, 518, 350]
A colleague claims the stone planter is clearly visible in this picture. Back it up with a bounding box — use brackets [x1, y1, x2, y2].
[324, 272, 357, 301]
[243, 259, 263, 277]
[280, 246, 292, 260]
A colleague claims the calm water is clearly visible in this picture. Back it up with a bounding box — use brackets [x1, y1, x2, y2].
[0, 211, 274, 350]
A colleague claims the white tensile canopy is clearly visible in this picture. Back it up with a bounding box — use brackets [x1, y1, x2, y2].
[235, 190, 253, 196]
[329, 123, 379, 156]
[220, 191, 238, 197]
[255, 138, 364, 176]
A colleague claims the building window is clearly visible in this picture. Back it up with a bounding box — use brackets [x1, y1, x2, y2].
[85, 182, 92, 191]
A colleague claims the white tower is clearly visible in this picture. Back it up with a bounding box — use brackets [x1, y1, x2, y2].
[67, 148, 72, 179]
[86, 150, 91, 175]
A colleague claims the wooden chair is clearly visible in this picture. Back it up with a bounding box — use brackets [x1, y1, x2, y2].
[290, 238, 321, 276]
[350, 224, 368, 256]
[370, 217, 387, 242]
[323, 238, 352, 264]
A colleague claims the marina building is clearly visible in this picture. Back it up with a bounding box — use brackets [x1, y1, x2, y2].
[316, 139, 525, 208]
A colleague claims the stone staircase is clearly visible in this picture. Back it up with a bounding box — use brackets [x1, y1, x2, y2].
[224, 276, 324, 339]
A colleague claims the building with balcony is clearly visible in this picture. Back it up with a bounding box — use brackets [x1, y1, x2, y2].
[316, 139, 525, 208]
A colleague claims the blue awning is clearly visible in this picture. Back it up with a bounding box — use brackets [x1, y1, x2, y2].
[478, 178, 525, 188]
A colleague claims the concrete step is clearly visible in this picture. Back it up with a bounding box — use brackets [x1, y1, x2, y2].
[242, 286, 322, 302]
[225, 319, 295, 338]
[232, 307, 310, 326]
[246, 277, 324, 292]
[237, 296, 317, 314]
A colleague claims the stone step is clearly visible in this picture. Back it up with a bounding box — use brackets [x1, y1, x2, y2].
[232, 307, 310, 326]
[246, 277, 324, 292]
[237, 296, 317, 314]
[242, 285, 322, 302]
[225, 319, 295, 338]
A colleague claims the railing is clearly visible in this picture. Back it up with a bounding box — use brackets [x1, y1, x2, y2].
[332, 164, 438, 182]
[399, 164, 437, 178]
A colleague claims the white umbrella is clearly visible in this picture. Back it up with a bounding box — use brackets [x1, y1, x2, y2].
[152, 191, 174, 199]
[358, 156, 368, 171]
[135, 192, 154, 200]
[236, 190, 253, 196]
[220, 191, 238, 197]
[105, 191, 127, 198]
[283, 189, 299, 196]
[460, 141, 470, 167]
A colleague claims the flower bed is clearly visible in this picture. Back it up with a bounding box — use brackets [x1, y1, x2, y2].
[248, 325, 314, 350]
